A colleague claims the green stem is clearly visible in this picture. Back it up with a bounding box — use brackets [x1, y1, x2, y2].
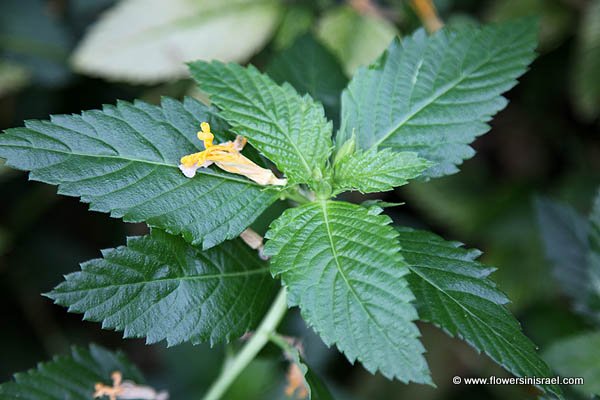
[282, 186, 313, 204]
[201, 288, 288, 400]
[268, 332, 295, 354]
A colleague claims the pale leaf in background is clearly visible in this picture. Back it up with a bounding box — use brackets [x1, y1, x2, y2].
[72, 0, 282, 83]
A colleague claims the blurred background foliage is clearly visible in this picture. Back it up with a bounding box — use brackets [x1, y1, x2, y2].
[0, 0, 599, 399]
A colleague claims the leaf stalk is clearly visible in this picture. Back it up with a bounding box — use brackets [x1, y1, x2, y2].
[201, 287, 288, 400]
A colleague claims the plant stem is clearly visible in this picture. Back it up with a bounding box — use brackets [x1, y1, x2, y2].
[268, 332, 294, 354]
[201, 288, 288, 400]
[282, 186, 314, 204]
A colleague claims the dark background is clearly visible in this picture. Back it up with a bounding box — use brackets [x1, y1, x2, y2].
[0, 0, 598, 399]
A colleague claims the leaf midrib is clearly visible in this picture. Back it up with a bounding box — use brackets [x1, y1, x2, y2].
[0, 143, 267, 187]
[408, 265, 552, 379]
[318, 201, 412, 366]
[340, 159, 426, 179]
[368, 34, 519, 150]
[57, 267, 271, 294]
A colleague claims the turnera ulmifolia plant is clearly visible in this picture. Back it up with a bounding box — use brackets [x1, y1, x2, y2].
[0, 14, 565, 400]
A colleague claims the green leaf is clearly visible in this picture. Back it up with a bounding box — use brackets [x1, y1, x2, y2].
[71, 0, 282, 83]
[316, 5, 397, 76]
[289, 350, 334, 400]
[189, 61, 333, 186]
[587, 189, 600, 319]
[333, 145, 432, 194]
[48, 229, 277, 346]
[571, 0, 600, 120]
[264, 201, 430, 384]
[303, 368, 334, 400]
[267, 33, 348, 124]
[339, 20, 538, 179]
[0, 344, 144, 399]
[0, 96, 280, 249]
[397, 228, 562, 398]
[535, 197, 594, 317]
[544, 332, 600, 397]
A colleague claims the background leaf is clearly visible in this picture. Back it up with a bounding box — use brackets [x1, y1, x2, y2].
[544, 332, 600, 397]
[72, 0, 282, 83]
[339, 20, 538, 179]
[535, 197, 596, 318]
[267, 33, 347, 125]
[570, 0, 600, 120]
[485, 0, 574, 51]
[271, 5, 314, 50]
[264, 201, 430, 384]
[316, 5, 396, 76]
[0, 96, 280, 249]
[0, 0, 72, 86]
[397, 228, 562, 398]
[189, 61, 332, 186]
[0, 344, 144, 399]
[587, 189, 600, 320]
[48, 230, 277, 346]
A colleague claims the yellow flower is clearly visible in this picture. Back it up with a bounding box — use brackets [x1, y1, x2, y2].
[179, 122, 287, 186]
[285, 363, 308, 399]
[93, 371, 168, 400]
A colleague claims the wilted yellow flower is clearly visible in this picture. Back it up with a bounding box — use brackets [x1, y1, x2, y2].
[93, 371, 168, 400]
[179, 122, 287, 186]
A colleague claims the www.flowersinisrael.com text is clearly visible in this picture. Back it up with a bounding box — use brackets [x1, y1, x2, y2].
[452, 375, 584, 385]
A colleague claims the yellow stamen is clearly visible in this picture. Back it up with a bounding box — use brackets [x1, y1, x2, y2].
[197, 121, 214, 146]
[178, 122, 287, 186]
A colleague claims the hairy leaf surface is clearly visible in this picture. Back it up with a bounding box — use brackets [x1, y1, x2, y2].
[333, 147, 431, 194]
[72, 0, 282, 83]
[48, 230, 277, 345]
[398, 228, 562, 398]
[0, 97, 280, 249]
[340, 20, 538, 178]
[264, 201, 430, 383]
[189, 61, 333, 186]
[0, 345, 143, 400]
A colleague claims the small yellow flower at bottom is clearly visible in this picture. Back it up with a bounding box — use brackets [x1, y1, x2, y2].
[179, 122, 287, 186]
[285, 363, 308, 399]
[93, 371, 169, 400]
